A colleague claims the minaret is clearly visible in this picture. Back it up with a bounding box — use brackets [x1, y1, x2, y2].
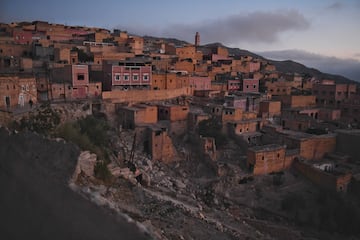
[195, 32, 200, 47]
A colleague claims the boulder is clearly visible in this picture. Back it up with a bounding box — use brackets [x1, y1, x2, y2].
[72, 151, 97, 180]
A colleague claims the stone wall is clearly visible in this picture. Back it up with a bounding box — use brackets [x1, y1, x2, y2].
[148, 127, 176, 163]
[294, 160, 352, 192]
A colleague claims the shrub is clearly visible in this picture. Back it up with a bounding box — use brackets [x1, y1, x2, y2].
[56, 116, 110, 162]
[13, 104, 60, 135]
[198, 118, 227, 147]
[94, 161, 111, 182]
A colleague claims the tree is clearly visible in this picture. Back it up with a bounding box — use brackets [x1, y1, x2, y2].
[198, 118, 227, 147]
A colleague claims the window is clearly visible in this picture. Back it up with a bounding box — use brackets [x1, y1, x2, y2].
[21, 85, 25, 91]
[253, 85, 256, 88]
[115, 74, 121, 81]
[124, 74, 129, 81]
[143, 74, 149, 81]
[133, 74, 139, 81]
[246, 85, 249, 89]
[77, 74, 85, 80]
[26, 84, 29, 91]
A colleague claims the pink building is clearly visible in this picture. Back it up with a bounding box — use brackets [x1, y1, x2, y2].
[13, 29, 33, 44]
[50, 64, 101, 100]
[71, 65, 90, 98]
[189, 76, 211, 91]
[227, 79, 241, 92]
[242, 79, 259, 93]
[103, 61, 152, 91]
[211, 54, 232, 62]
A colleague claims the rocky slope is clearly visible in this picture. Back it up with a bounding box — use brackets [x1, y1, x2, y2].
[0, 128, 150, 240]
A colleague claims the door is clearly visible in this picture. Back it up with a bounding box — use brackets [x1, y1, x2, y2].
[5, 96, 10, 108]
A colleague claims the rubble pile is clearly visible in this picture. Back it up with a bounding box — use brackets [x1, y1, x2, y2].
[69, 126, 319, 240]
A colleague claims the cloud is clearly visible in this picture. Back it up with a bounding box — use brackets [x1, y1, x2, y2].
[327, 2, 343, 10]
[117, 9, 310, 45]
[259, 49, 360, 81]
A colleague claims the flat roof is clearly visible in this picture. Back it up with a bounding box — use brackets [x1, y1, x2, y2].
[249, 144, 285, 152]
[230, 118, 262, 124]
[335, 129, 360, 136]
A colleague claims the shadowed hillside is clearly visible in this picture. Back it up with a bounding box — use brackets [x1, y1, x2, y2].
[0, 128, 150, 240]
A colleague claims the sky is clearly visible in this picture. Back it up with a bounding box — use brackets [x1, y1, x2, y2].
[1, 0, 360, 80]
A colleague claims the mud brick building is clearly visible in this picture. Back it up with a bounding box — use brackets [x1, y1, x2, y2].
[282, 130, 336, 160]
[0, 73, 37, 109]
[221, 107, 243, 124]
[147, 125, 175, 162]
[258, 100, 281, 118]
[228, 118, 262, 135]
[157, 104, 189, 121]
[339, 95, 360, 123]
[265, 80, 292, 96]
[224, 93, 265, 112]
[312, 79, 356, 107]
[294, 159, 352, 192]
[274, 95, 316, 108]
[176, 45, 197, 62]
[247, 144, 292, 175]
[116, 104, 157, 129]
[152, 72, 189, 90]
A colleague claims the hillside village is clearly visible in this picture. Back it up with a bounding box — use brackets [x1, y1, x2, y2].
[1, 21, 360, 239]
